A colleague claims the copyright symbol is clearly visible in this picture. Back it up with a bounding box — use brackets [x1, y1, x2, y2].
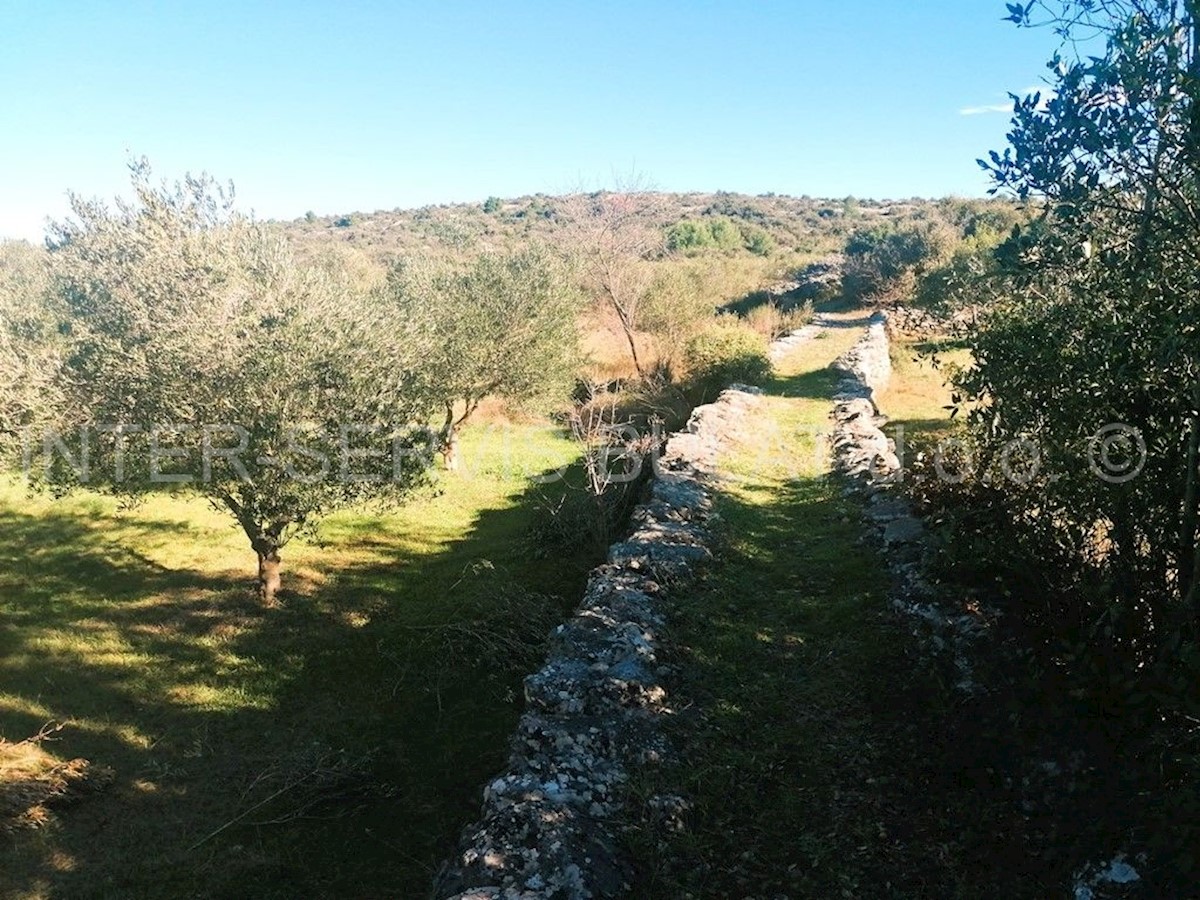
[1087, 423, 1146, 483]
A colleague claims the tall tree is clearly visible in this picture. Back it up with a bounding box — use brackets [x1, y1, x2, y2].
[43, 162, 436, 604]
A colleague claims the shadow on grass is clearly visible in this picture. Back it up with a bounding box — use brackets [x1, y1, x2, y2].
[0, 466, 601, 899]
[762, 359, 842, 402]
[626, 472, 1072, 899]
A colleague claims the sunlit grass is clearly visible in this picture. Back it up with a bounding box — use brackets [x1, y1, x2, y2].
[0, 417, 595, 898]
[880, 331, 971, 444]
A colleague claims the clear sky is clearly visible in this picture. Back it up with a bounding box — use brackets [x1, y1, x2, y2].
[0, 1, 1061, 242]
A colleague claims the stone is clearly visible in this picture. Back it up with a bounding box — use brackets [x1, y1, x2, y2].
[883, 516, 924, 544]
[434, 376, 766, 899]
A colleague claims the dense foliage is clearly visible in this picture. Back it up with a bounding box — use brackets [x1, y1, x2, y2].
[962, 0, 1200, 661]
[384, 246, 581, 469]
[41, 164, 437, 603]
[683, 318, 772, 399]
[0, 241, 59, 440]
[908, 2, 1200, 884]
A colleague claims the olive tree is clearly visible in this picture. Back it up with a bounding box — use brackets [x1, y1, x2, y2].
[386, 246, 581, 470]
[959, 1, 1200, 655]
[0, 241, 61, 447]
[44, 163, 436, 604]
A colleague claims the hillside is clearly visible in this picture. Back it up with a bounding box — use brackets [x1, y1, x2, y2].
[272, 191, 917, 265]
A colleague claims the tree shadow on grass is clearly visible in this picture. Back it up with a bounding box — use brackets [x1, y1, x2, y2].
[0, 465, 601, 899]
[763, 360, 843, 402]
[629, 468, 1093, 899]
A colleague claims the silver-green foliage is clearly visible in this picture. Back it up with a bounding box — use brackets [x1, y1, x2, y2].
[0, 240, 61, 442]
[385, 245, 581, 466]
[45, 162, 436, 601]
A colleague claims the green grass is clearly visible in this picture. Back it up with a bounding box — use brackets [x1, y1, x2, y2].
[0, 421, 599, 899]
[881, 331, 970, 444]
[626, 315, 1046, 898]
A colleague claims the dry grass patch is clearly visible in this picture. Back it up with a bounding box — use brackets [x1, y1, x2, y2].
[1, 726, 112, 836]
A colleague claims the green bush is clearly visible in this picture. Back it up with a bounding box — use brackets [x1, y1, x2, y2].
[684, 319, 771, 398]
[666, 220, 713, 252]
[843, 221, 958, 302]
[741, 224, 776, 257]
[707, 218, 743, 251]
[666, 217, 771, 255]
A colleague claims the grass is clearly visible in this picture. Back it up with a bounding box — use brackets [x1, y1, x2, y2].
[0, 420, 601, 899]
[626, 312, 1053, 897]
[880, 328, 971, 450]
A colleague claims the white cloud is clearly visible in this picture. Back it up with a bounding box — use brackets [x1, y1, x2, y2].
[959, 102, 1015, 116]
[960, 86, 1053, 116]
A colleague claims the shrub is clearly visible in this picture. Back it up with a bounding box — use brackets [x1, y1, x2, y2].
[843, 221, 958, 303]
[639, 263, 719, 374]
[666, 220, 713, 252]
[707, 218, 743, 251]
[684, 319, 771, 399]
[744, 303, 779, 339]
[666, 217, 771, 255]
[779, 302, 813, 335]
[741, 224, 776, 257]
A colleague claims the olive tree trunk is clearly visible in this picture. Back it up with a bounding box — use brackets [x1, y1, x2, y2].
[252, 536, 283, 606]
[438, 399, 481, 473]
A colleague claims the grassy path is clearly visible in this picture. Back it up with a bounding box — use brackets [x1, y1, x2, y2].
[628, 315, 1038, 898]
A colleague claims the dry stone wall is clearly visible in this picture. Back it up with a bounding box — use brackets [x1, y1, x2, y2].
[434, 385, 766, 900]
[828, 312, 985, 693]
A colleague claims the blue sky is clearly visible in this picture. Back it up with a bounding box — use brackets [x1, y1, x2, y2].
[0, 1, 1060, 241]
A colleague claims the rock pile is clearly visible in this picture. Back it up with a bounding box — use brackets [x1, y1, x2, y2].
[756, 256, 843, 311]
[434, 386, 766, 900]
[884, 303, 978, 337]
[784, 254, 843, 306]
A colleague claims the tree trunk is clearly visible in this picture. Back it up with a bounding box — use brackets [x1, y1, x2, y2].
[254, 540, 283, 607]
[441, 427, 460, 472]
[622, 326, 645, 380]
[616, 311, 645, 380]
[439, 401, 461, 472]
[1182, 379, 1200, 618]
